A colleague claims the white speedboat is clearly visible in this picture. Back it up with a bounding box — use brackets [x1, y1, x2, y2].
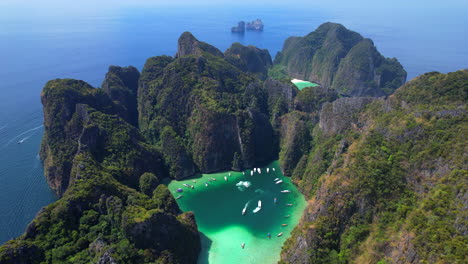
[253, 207, 261, 213]
[277, 232, 283, 237]
[258, 200, 262, 208]
[275, 180, 283, 184]
[241, 242, 245, 249]
[273, 168, 276, 171]
[274, 178, 279, 181]
[243, 171, 245, 175]
[250, 171, 254, 176]
[258, 168, 262, 174]
[281, 190, 290, 193]
[267, 168, 270, 173]
[205, 183, 209, 187]
[254, 168, 257, 173]
[176, 195, 183, 199]
[242, 207, 247, 215]
[224, 176, 228, 181]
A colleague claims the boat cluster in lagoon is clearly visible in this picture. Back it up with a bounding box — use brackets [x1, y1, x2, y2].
[172, 166, 295, 248]
[167, 161, 307, 264]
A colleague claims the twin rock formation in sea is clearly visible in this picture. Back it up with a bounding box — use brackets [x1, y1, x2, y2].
[1, 22, 466, 264]
[231, 19, 264, 33]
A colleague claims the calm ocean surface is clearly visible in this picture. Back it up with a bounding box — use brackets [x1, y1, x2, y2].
[0, 3, 467, 244]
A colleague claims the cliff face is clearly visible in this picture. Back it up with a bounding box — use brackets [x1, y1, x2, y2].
[274, 22, 407, 96]
[138, 32, 277, 178]
[101, 65, 140, 126]
[279, 70, 467, 264]
[3, 78, 200, 263]
[4, 27, 465, 264]
[176, 31, 224, 58]
[225, 42, 272, 80]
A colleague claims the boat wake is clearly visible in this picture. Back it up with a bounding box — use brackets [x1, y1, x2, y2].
[17, 136, 31, 144]
[242, 201, 250, 214]
[5, 125, 43, 146]
[236, 181, 251, 191]
[254, 189, 264, 194]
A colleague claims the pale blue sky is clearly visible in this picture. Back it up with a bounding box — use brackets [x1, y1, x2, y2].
[2, 0, 468, 9]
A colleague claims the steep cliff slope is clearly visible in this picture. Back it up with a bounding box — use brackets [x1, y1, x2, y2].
[1, 79, 200, 264]
[138, 32, 276, 179]
[224, 42, 273, 80]
[274, 22, 407, 96]
[279, 70, 467, 264]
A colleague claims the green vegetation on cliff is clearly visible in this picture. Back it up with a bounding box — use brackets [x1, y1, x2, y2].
[274, 22, 407, 97]
[279, 70, 467, 264]
[2, 26, 464, 264]
[1, 78, 200, 263]
[138, 32, 276, 178]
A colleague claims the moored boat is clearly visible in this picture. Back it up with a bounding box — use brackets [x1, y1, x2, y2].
[176, 195, 183, 199]
[275, 180, 283, 184]
[286, 203, 293, 207]
[241, 242, 245, 249]
[224, 176, 228, 181]
[281, 190, 290, 193]
[277, 232, 283, 237]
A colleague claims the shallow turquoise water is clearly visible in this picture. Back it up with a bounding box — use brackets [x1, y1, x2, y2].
[168, 161, 307, 264]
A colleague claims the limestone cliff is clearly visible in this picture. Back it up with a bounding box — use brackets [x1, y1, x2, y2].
[138, 32, 277, 178]
[3, 78, 200, 264]
[279, 70, 467, 264]
[101, 65, 140, 126]
[225, 42, 272, 80]
[274, 22, 407, 96]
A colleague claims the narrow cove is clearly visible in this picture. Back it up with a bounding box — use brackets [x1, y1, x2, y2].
[168, 161, 307, 264]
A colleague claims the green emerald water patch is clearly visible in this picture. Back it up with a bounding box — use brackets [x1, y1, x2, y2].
[293, 81, 320, 90]
[168, 161, 307, 264]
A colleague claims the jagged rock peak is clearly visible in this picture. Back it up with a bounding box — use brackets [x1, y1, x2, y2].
[176, 31, 224, 58]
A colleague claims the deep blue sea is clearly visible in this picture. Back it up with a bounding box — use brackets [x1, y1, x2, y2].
[0, 3, 467, 244]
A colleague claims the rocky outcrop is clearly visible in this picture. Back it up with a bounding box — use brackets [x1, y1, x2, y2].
[176, 31, 223, 58]
[274, 22, 407, 96]
[39, 79, 166, 196]
[319, 97, 376, 135]
[101, 65, 140, 126]
[231, 21, 245, 33]
[246, 19, 264, 31]
[294, 86, 338, 113]
[225, 42, 272, 79]
[39, 79, 115, 196]
[278, 111, 315, 177]
[280, 70, 468, 264]
[138, 32, 277, 177]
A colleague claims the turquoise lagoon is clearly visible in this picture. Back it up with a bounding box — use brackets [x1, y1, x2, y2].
[168, 161, 307, 264]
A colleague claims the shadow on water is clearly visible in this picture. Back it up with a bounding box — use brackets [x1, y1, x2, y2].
[198, 232, 213, 264]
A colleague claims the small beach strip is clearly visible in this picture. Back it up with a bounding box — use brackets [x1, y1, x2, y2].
[291, 79, 320, 90]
